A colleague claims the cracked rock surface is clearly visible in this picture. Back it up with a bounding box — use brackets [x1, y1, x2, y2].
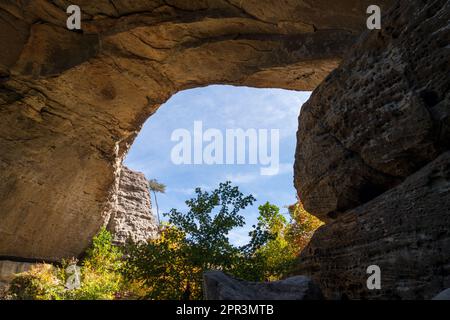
[294, 0, 450, 221]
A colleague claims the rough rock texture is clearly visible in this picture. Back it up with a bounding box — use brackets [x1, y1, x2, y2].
[0, 0, 393, 261]
[0, 0, 448, 302]
[107, 166, 158, 246]
[203, 271, 323, 300]
[296, 152, 450, 300]
[291, 0, 450, 300]
[295, 0, 450, 221]
[293, 0, 450, 299]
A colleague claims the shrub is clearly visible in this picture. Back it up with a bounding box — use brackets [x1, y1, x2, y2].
[8, 227, 127, 300]
[64, 227, 124, 300]
[9, 264, 65, 300]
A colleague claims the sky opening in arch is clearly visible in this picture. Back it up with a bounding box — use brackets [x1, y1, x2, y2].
[124, 85, 311, 246]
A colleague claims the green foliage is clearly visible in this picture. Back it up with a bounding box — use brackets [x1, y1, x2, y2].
[83, 226, 123, 273]
[8, 227, 125, 300]
[235, 201, 323, 282]
[148, 179, 166, 194]
[122, 181, 255, 300]
[285, 201, 323, 252]
[235, 202, 292, 281]
[148, 178, 166, 226]
[9, 264, 65, 300]
[121, 183, 323, 299]
[6, 187, 323, 301]
[122, 226, 198, 299]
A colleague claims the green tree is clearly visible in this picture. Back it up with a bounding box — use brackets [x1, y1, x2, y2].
[237, 201, 323, 282]
[122, 181, 255, 300]
[236, 202, 293, 281]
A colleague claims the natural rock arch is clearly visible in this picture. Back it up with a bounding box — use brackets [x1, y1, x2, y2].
[1, 0, 449, 300]
[0, 0, 386, 260]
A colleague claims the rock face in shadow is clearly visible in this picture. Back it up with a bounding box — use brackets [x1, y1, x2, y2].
[294, 0, 450, 221]
[293, 0, 450, 299]
[0, 0, 393, 261]
[107, 166, 158, 246]
[296, 152, 450, 300]
[203, 271, 323, 300]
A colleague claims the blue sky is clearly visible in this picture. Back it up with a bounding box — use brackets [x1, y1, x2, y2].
[124, 85, 311, 246]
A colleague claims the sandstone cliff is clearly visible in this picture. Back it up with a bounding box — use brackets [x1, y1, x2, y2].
[294, 0, 450, 299]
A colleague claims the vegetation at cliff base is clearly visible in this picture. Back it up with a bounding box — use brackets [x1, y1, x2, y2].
[6, 182, 322, 300]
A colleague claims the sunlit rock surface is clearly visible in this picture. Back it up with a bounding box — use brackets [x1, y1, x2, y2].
[107, 166, 158, 246]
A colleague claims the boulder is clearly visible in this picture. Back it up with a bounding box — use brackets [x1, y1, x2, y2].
[203, 270, 323, 300]
[432, 289, 450, 300]
[0, 260, 34, 283]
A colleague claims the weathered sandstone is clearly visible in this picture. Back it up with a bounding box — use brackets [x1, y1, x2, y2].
[107, 166, 158, 246]
[295, 0, 450, 221]
[292, 0, 450, 299]
[1, 0, 448, 302]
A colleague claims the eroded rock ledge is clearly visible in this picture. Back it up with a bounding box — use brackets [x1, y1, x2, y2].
[0, 0, 448, 301]
[296, 152, 450, 299]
